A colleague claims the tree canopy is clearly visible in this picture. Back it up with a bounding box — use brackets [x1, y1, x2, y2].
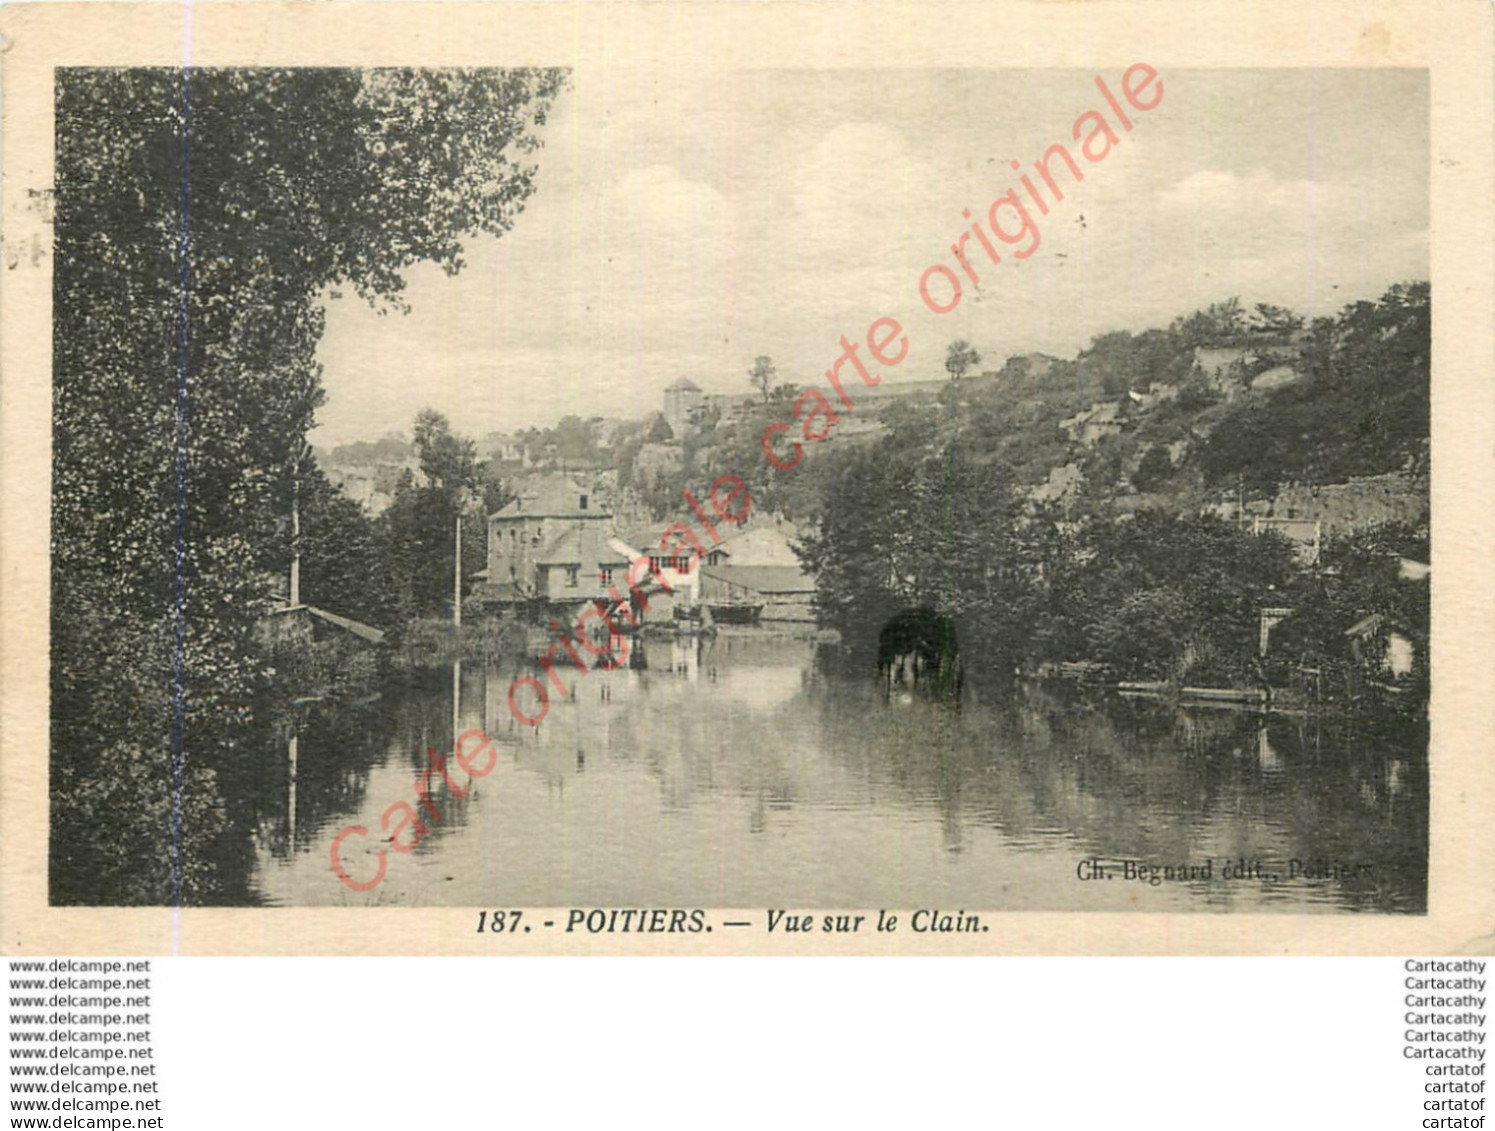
[748, 355, 777, 404]
[944, 339, 981, 384]
[51, 66, 568, 904]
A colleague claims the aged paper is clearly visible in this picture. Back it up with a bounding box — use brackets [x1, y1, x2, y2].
[1, 1, 1490, 954]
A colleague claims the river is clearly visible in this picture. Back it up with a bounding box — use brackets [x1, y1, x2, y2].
[249, 634, 1427, 912]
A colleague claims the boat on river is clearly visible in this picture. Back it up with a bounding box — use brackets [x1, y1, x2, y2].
[702, 599, 763, 626]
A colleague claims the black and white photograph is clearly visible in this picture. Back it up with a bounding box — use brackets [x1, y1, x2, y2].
[47, 62, 1432, 917]
[6, 4, 1494, 1127]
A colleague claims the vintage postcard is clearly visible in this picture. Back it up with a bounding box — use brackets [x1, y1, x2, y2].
[1, 1, 1490, 954]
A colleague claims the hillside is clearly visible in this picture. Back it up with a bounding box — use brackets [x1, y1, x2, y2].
[876, 285, 1430, 524]
[796, 283, 1431, 699]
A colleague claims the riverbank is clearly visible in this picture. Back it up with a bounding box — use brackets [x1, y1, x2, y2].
[392, 611, 836, 665]
[252, 633, 1428, 913]
[391, 616, 523, 668]
[1043, 669, 1425, 721]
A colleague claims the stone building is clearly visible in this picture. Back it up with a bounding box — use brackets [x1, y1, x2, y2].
[482, 476, 625, 607]
[663, 377, 705, 434]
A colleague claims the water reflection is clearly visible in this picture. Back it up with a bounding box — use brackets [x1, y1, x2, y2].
[250, 636, 1427, 912]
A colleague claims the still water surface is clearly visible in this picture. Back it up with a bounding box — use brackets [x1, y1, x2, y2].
[251, 635, 1427, 912]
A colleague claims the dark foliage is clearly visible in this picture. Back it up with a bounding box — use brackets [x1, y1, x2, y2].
[1195, 284, 1429, 494]
[52, 66, 567, 904]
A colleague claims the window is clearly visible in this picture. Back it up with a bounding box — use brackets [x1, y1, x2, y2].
[579, 494, 588, 510]
[565, 565, 580, 588]
[598, 566, 614, 586]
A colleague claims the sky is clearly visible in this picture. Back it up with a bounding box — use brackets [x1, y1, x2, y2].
[312, 67, 1429, 447]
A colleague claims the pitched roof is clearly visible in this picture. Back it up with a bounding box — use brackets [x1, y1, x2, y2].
[490, 476, 607, 520]
[302, 605, 386, 644]
[700, 563, 815, 594]
[1344, 611, 1423, 643]
[714, 524, 800, 566]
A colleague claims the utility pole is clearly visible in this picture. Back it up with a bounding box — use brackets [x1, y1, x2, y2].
[454, 509, 462, 629]
[451, 494, 468, 777]
[289, 441, 310, 607]
[290, 476, 301, 606]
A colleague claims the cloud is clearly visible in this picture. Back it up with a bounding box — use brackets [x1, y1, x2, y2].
[1157, 167, 1420, 234]
[790, 123, 940, 265]
[312, 74, 1430, 450]
[591, 164, 739, 318]
[611, 165, 732, 236]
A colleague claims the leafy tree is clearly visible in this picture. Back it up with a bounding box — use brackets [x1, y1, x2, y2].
[379, 410, 485, 621]
[798, 429, 1042, 677]
[1074, 433, 1139, 510]
[612, 425, 646, 490]
[1058, 512, 1299, 681]
[645, 413, 675, 443]
[944, 339, 982, 385]
[768, 381, 800, 406]
[51, 66, 567, 904]
[548, 415, 599, 463]
[324, 433, 412, 468]
[278, 460, 392, 630]
[1175, 372, 1221, 413]
[1084, 327, 1180, 397]
[1131, 444, 1175, 493]
[1171, 297, 1247, 347]
[1252, 302, 1304, 336]
[1194, 283, 1429, 493]
[412, 407, 479, 493]
[1270, 522, 1429, 706]
[748, 355, 777, 404]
